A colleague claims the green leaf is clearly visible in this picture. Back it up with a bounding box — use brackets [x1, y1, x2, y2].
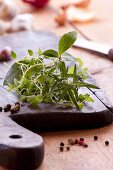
[27, 95, 43, 105]
[58, 31, 77, 56]
[78, 102, 84, 109]
[73, 64, 77, 83]
[42, 49, 58, 58]
[76, 57, 83, 67]
[68, 89, 79, 109]
[38, 48, 42, 56]
[77, 82, 100, 89]
[11, 51, 17, 59]
[28, 49, 33, 56]
[84, 94, 94, 102]
[59, 61, 67, 78]
[3, 63, 22, 86]
[78, 94, 85, 102]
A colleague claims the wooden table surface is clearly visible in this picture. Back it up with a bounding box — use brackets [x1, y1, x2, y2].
[1, 0, 113, 170]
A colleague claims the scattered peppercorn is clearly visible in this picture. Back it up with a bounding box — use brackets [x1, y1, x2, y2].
[15, 104, 20, 111]
[6, 104, 11, 111]
[75, 139, 79, 144]
[68, 139, 75, 145]
[60, 142, 64, 147]
[4, 107, 9, 112]
[10, 108, 17, 114]
[94, 136, 98, 141]
[78, 140, 84, 145]
[82, 143, 88, 148]
[0, 107, 2, 112]
[105, 141, 109, 146]
[15, 102, 20, 106]
[79, 138, 84, 142]
[66, 146, 70, 151]
[59, 146, 64, 152]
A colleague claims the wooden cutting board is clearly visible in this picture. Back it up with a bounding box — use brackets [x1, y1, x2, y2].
[0, 31, 113, 170]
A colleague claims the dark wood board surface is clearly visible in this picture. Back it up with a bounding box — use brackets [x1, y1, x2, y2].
[0, 31, 113, 169]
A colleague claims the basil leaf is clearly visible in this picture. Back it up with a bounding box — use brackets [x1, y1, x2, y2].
[58, 31, 77, 56]
[42, 49, 58, 58]
[11, 51, 17, 59]
[3, 63, 22, 86]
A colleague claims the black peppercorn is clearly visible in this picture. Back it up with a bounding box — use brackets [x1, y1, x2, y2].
[68, 139, 75, 145]
[0, 107, 2, 112]
[105, 141, 109, 146]
[59, 146, 64, 152]
[4, 107, 9, 112]
[80, 138, 84, 142]
[60, 142, 64, 147]
[6, 104, 11, 111]
[15, 102, 20, 106]
[66, 146, 70, 151]
[94, 136, 98, 141]
[82, 143, 88, 148]
[10, 108, 17, 114]
[75, 139, 79, 144]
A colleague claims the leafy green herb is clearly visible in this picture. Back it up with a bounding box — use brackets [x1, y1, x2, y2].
[3, 31, 99, 109]
[11, 51, 17, 59]
[28, 49, 33, 56]
[58, 31, 77, 57]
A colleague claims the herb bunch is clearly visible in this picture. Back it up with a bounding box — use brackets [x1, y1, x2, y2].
[3, 31, 99, 109]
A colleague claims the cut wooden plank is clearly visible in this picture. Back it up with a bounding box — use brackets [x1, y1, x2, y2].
[0, 31, 113, 170]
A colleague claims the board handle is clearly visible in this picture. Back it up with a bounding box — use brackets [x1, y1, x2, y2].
[0, 115, 44, 170]
[108, 48, 113, 61]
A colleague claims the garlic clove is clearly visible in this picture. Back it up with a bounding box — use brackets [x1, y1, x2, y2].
[66, 6, 95, 23]
[9, 14, 34, 32]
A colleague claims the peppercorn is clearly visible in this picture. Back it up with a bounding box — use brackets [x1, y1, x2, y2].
[4, 107, 9, 112]
[15, 102, 20, 106]
[10, 108, 17, 114]
[78, 140, 84, 145]
[94, 136, 98, 141]
[0, 107, 2, 112]
[66, 146, 70, 151]
[15, 104, 20, 111]
[82, 143, 88, 148]
[6, 104, 11, 111]
[59, 146, 64, 152]
[68, 139, 75, 145]
[79, 138, 84, 142]
[75, 139, 79, 144]
[60, 142, 64, 147]
[105, 141, 109, 146]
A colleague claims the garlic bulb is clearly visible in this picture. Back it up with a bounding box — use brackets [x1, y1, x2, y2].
[9, 14, 34, 32]
[0, 0, 18, 20]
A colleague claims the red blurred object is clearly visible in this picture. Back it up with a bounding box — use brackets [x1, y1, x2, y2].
[22, 0, 49, 8]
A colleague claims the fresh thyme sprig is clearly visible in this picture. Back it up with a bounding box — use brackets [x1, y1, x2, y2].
[3, 31, 99, 109]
